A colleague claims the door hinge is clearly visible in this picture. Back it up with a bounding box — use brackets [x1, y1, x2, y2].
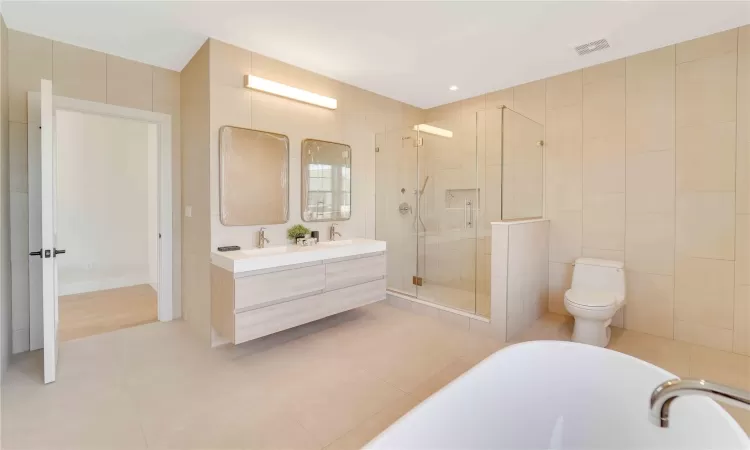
[375, 146, 379, 153]
[413, 138, 423, 147]
[412, 276, 423, 286]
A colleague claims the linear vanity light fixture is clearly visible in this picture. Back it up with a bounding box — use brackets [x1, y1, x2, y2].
[244, 75, 338, 110]
[413, 124, 453, 138]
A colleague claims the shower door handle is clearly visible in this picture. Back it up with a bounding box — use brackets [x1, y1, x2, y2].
[464, 200, 473, 229]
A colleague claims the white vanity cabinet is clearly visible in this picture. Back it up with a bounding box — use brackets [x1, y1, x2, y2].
[211, 240, 386, 344]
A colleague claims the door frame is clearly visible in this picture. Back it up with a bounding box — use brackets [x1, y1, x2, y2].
[28, 92, 175, 350]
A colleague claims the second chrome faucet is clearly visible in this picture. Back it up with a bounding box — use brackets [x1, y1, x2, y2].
[330, 223, 341, 241]
[258, 227, 270, 248]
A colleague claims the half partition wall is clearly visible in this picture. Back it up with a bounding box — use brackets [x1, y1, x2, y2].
[375, 106, 544, 319]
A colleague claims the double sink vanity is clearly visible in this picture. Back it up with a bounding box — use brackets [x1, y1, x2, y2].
[211, 238, 387, 344]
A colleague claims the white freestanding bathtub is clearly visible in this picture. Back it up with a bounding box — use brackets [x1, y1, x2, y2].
[367, 341, 749, 450]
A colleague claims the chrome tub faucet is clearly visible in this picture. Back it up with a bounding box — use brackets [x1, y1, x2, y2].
[649, 378, 750, 428]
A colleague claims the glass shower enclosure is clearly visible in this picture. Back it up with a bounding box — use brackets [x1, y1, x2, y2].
[375, 106, 543, 318]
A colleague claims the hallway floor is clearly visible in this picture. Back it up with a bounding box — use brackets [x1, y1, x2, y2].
[2, 302, 748, 449]
[58, 284, 158, 342]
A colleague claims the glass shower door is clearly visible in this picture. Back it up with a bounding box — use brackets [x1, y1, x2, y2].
[415, 115, 478, 313]
[375, 128, 420, 296]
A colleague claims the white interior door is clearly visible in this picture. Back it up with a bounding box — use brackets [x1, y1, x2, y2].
[40, 79, 59, 384]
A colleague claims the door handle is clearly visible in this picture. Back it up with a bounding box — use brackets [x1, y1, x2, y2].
[53, 249, 66, 257]
[29, 249, 42, 258]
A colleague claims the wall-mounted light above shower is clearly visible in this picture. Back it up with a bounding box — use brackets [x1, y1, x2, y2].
[413, 124, 453, 138]
[449, 85, 459, 91]
[244, 75, 338, 109]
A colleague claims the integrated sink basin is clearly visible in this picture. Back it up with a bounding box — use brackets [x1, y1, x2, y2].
[211, 238, 386, 273]
[317, 239, 355, 246]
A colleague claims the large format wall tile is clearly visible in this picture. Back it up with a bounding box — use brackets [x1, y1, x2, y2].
[626, 46, 675, 153]
[9, 122, 28, 193]
[52, 41, 106, 103]
[546, 71, 581, 110]
[152, 67, 181, 115]
[106, 55, 153, 111]
[583, 59, 625, 85]
[676, 192, 735, 260]
[625, 212, 675, 276]
[738, 140, 749, 215]
[675, 256, 735, 331]
[676, 28, 738, 64]
[737, 214, 750, 286]
[583, 133, 625, 194]
[625, 149, 675, 214]
[8, 30, 52, 123]
[625, 271, 674, 338]
[548, 210, 582, 264]
[676, 51, 737, 127]
[582, 76, 625, 140]
[676, 121, 736, 193]
[512, 80, 545, 125]
[582, 193, 625, 251]
[675, 319, 733, 352]
[734, 285, 750, 355]
[545, 105, 582, 212]
[581, 247, 624, 262]
[739, 26, 750, 144]
[548, 262, 572, 316]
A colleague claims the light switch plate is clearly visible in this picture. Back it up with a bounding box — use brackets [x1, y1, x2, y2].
[185, 206, 192, 218]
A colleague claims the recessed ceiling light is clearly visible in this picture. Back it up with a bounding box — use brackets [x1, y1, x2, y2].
[449, 85, 458, 91]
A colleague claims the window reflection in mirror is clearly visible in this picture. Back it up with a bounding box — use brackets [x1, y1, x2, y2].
[302, 139, 351, 222]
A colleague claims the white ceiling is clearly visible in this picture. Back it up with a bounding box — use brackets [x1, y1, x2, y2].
[3, 1, 749, 109]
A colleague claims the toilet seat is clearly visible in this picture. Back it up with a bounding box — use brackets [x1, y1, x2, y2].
[564, 290, 617, 309]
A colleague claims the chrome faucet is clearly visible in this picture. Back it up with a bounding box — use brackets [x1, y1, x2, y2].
[329, 223, 341, 241]
[649, 378, 750, 428]
[258, 227, 270, 248]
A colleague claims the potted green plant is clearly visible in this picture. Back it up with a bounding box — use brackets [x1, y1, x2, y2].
[287, 224, 311, 242]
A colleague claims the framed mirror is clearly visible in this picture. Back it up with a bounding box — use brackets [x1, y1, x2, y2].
[219, 126, 289, 226]
[301, 139, 351, 222]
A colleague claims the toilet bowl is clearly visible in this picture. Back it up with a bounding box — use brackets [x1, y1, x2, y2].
[564, 258, 625, 347]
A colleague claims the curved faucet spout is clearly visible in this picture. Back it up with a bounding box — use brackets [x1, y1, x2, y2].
[649, 378, 750, 428]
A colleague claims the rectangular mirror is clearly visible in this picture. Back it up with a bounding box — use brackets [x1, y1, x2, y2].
[219, 126, 289, 226]
[302, 139, 351, 222]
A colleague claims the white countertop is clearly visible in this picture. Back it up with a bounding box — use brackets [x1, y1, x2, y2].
[211, 238, 387, 273]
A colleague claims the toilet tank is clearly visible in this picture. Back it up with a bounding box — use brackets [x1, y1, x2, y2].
[571, 258, 626, 300]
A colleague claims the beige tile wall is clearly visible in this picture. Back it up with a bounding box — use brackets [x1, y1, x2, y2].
[180, 41, 211, 342]
[424, 26, 750, 353]
[6, 30, 182, 353]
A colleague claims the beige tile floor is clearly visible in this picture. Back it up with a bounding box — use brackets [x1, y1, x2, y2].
[1, 303, 748, 449]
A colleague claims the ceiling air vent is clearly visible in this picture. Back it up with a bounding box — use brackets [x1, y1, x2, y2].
[574, 39, 610, 56]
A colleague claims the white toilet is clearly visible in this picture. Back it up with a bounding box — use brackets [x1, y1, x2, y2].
[564, 258, 625, 347]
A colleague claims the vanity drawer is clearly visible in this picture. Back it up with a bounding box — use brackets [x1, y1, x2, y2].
[234, 264, 325, 311]
[325, 253, 386, 290]
[234, 278, 386, 343]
